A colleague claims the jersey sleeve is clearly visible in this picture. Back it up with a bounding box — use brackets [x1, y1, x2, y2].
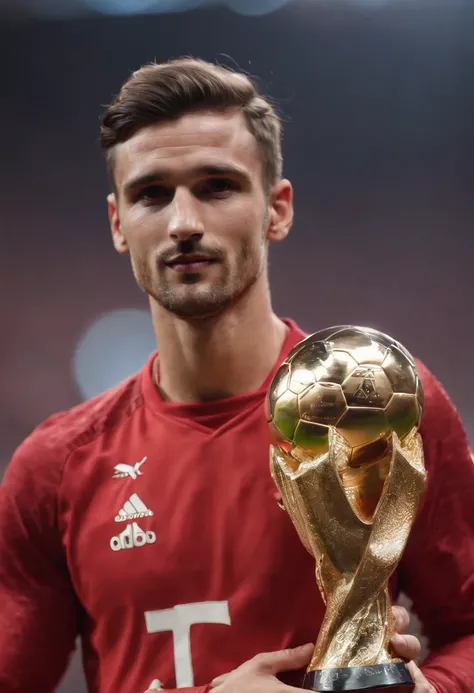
[398, 363, 474, 693]
[0, 423, 80, 693]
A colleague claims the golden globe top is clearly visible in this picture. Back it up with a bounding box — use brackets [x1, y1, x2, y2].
[267, 325, 424, 468]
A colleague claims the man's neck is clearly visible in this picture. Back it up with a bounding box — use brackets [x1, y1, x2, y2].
[150, 285, 288, 403]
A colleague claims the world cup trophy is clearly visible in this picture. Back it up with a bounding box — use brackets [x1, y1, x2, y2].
[266, 326, 427, 692]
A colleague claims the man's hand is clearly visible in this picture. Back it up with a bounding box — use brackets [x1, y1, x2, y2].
[391, 605, 436, 692]
[210, 606, 436, 693]
[210, 643, 314, 692]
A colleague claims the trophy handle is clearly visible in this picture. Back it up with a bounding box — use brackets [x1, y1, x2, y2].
[270, 431, 426, 671]
[270, 437, 371, 605]
[311, 432, 426, 670]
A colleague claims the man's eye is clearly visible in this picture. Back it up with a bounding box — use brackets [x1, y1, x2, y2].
[205, 179, 237, 196]
[137, 186, 170, 202]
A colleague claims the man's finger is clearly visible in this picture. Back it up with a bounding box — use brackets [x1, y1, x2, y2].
[391, 633, 422, 661]
[391, 605, 410, 633]
[253, 643, 314, 675]
[211, 672, 229, 688]
[406, 661, 436, 692]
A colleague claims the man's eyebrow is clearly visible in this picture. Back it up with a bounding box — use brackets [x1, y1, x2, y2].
[123, 164, 248, 194]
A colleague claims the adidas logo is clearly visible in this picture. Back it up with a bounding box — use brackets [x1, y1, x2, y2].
[115, 494, 154, 522]
[110, 522, 156, 552]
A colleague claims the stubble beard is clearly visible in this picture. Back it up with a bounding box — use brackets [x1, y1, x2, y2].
[133, 238, 266, 320]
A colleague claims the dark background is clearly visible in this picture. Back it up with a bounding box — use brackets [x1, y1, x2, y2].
[1, 0, 473, 689]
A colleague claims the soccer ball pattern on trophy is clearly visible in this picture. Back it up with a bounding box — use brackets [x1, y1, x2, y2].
[267, 326, 424, 471]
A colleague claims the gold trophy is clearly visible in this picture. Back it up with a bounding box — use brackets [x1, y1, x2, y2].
[267, 326, 426, 692]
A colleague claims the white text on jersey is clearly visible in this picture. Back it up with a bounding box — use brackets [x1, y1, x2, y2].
[110, 523, 156, 551]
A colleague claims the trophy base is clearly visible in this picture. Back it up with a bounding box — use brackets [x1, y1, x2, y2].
[303, 662, 414, 692]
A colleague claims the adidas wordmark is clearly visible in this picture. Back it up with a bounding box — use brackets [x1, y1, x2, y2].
[110, 522, 156, 551]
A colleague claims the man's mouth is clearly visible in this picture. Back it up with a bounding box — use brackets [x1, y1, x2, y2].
[165, 254, 218, 273]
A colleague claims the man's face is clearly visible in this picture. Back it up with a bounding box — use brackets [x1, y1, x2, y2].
[108, 110, 292, 319]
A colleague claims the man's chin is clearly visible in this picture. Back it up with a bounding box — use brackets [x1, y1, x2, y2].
[169, 305, 228, 321]
[154, 291, 232, 320]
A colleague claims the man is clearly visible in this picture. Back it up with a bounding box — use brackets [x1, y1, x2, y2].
[0, 58, 473, 693]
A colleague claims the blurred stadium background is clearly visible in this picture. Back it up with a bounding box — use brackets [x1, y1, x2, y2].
[1, 0, 472, 690]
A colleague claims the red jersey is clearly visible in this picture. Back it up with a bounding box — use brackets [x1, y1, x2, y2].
[0, 321, 473, 693]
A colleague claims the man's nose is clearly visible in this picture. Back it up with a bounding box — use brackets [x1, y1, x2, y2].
[167, 189, 204, 242]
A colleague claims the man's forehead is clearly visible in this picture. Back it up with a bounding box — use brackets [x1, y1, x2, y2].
[114, 110, 260, 184]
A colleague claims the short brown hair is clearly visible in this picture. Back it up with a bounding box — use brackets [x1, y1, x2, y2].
[100, 57, 283, 192]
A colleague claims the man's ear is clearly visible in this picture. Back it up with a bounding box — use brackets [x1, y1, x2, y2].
[108, 193, 128, 254]
[266, 179, 294, 242]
